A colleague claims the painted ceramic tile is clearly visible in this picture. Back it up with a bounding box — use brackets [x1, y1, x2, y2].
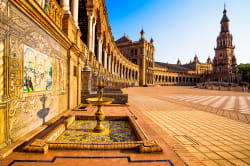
[23, 45, 52, 92]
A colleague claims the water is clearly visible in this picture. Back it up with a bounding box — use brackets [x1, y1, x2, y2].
[56, 120, 138, 142]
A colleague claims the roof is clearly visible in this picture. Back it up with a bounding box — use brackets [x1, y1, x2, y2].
[155, 62, 194, 71]
[221, 9, 229, 23]
[115, 35, 132, 44]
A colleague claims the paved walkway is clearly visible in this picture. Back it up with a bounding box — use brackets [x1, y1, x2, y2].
[1, 86, 249, 166]
[124, 87, 250, 166]
[165, 96, 250, 114]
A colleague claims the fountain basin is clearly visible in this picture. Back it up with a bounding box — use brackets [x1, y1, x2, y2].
[85, 97, 114, 105]
[23, 115, 162, 153]
[56, 120, 137, 143]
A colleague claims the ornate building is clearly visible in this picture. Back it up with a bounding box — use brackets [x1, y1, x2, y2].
[116, 31, 212, 86]
[204, 6, 237, 83]
[116, 29, 154, 86]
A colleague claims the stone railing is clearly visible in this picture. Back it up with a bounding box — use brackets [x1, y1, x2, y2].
[48, 0, 64, 29]
[35, 0, 64, 29]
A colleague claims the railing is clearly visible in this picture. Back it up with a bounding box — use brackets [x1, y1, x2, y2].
[48, 0, 64, 29]
[35, 0, 64, 29]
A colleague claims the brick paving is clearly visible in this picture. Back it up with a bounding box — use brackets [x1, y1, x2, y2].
[123, 86, 250, 166]
[1, 86, 250, 166]
[165, 96, 250, 114]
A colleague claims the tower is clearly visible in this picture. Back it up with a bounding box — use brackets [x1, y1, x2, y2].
[177, 59, 181, 65]
[140, 28, 145, 40]
[212, 5, 237, 82]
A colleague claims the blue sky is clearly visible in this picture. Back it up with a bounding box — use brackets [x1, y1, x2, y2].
[105, 0, 250, 64]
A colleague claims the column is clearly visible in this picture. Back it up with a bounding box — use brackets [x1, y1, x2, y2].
[124, 68, 126, 79]
[121, 66, 123, 78]
[92, 19, 96, 55]
[112, 63, 114, 76]
[87, 11, 94, 53]
[130, 70, 132, 80]
[104, 50, 107, 69]
[112, 61, 114, 74]
[72, 0, 79, 26]
[118, 65, 120, 77]
[97, 36, 103, 64]
[61, 0, 70, 13]
[115, 64, 117, 75]
[111, 61, 113, 74]
[108, 55, 111, 72]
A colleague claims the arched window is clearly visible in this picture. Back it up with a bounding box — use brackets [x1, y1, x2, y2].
[131, 59, 137, 65]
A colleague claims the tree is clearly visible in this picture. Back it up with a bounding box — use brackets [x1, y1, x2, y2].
[237, 63, 250, 87]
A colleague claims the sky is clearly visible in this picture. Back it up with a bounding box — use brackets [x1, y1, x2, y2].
[105, 0, 250, 64]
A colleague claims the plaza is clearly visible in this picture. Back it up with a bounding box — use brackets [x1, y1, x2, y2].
[0, 86, 249, 166]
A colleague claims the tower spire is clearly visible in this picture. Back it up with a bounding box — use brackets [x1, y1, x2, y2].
[140, 28, 145, 40]
[223, 3, 227, 14]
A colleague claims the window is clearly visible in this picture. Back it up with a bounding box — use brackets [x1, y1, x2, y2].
[131, 59, 137, 65]
[140, 48, 143, 54]
[74, 66, 77, 76]
[130, 49, 133, 55]
[135, 49, 137, 55]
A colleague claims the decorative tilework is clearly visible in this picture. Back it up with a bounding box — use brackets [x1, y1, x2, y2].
[56, 120, 138, 142]
[7, 156, 174, 166]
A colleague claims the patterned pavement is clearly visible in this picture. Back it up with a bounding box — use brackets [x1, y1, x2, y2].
[165, 96, 250, 114]
[124, 87, 250, 166]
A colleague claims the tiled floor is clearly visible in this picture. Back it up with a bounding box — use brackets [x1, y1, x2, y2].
[124, 87, 250, 166]
[1, 86, 249, 166]
[165, 96, 250, 114]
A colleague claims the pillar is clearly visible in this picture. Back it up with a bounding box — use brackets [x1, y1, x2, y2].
[111, 60, 114, 74]
[87, 11, 94, 53]
[108, 54, 111, 72]
[104, 50, 107, 69]
[97, 36, 103, 64]
[115, 64, 117, 75]
[92, 19, 96, 55]
[121, 67, 123, 78]
[118, 64, 120, 77]
[72, 0, 79, 26]
[60, 0, 70, 13]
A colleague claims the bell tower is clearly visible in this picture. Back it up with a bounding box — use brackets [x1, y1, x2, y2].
[213, 5, 237, 82]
